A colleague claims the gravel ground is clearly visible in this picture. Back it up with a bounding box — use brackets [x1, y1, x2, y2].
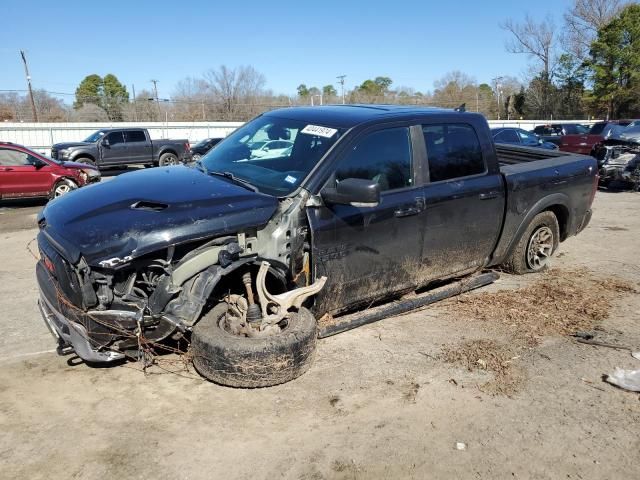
[0, 188, 638, 480]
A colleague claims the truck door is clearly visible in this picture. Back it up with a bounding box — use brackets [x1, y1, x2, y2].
[99, 131, 127, 165]
[308, 126, 425, 314]
[420, 123, 504, 277]
[124, 129, 153, 164]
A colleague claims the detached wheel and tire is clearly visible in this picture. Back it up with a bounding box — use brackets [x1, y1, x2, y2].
[191, 303, 317, 388]
[158, 152, 179, 167]
[50, 179, 78, 199]
[504, 211, 560, 274]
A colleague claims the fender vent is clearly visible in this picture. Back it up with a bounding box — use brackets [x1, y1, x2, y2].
[131, 200, 169, 211]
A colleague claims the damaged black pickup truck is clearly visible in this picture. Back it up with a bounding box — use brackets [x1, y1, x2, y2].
[36, 105, 598, 387]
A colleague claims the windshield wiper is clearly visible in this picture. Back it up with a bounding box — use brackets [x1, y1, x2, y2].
[207, 170, 258, 192]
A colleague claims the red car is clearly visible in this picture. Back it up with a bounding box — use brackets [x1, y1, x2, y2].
[0, 142, 100, 200]
[559, 120, 634, 156]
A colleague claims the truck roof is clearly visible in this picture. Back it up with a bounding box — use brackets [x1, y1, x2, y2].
[265, 104, 474, 128]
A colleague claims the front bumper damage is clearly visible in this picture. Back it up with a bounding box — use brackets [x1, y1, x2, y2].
[38, 294, 125, 363]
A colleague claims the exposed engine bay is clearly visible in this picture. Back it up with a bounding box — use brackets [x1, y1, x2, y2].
[594, 141, 640, 189]
[37, 192, 325, 362]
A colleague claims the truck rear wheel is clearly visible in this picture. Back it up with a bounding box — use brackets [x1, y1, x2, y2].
[191, 303, 317, 388]
[503, 211, 560, 274]
[158, 152, 179, 166]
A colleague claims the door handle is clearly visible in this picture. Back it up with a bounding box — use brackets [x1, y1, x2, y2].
[479, 191, 500, 200]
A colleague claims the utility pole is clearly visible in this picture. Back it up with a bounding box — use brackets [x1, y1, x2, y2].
[131, 84, 138, 121]
[150, 79, 161, 121]
[337, 75, 346, 104]
[492, 76, 504, 120]
[20, 50, 38, 122]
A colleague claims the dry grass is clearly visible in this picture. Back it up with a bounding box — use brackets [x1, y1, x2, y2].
[441, 339, 523, 396]
[439, 269, 637, 396]
[442, 268, 636, 347]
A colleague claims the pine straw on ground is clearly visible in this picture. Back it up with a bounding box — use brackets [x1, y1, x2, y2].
[439, 268, 637, 396]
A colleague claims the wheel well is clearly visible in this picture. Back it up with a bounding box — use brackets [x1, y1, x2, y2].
[544, 205, 569, 241]
[160, 150, 178, 157]
[74, 155, 95, 163]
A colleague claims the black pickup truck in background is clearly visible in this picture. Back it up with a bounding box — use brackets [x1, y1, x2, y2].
[51, 128, 191, 168]
[36, 105, 598, 387]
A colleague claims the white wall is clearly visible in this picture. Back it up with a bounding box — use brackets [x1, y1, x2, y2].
[0, 119, 596, 154]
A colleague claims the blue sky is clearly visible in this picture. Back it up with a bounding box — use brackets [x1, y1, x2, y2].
[1, 0, 573, 101]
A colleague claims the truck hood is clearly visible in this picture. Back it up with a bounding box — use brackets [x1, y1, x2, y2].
[38, 166, 278, 266]
[53, 142, 93, 149]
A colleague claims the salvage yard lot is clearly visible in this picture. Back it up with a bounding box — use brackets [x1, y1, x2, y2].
[0, 190, 639, 479]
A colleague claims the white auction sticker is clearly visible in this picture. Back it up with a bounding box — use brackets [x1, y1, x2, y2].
[301, 124, 338, 138]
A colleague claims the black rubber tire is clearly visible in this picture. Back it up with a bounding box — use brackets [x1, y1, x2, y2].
[191, 303, 317, 388]
[158, 152, 178, 167]
[49, 178, 78, 199]
[503, 211, 560, 275]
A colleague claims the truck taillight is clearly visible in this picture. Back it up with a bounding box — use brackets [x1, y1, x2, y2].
[185, 141, 190, 150]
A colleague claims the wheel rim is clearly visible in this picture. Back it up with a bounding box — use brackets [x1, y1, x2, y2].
[54, 183, 73, 197]
[192, 154, 201, 161]
[162, 155, 178, 166]
[526, 226, 553, 270]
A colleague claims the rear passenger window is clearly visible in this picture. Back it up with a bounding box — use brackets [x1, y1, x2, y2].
[335, 127, 412, 192]
[495, 130, 519, 143]
[422, 124, 485, 182]
[126, 130, 146, 142]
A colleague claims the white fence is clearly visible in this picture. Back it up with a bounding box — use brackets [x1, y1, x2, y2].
[0, 119, 596, 154]
[0, 122, 244, 153]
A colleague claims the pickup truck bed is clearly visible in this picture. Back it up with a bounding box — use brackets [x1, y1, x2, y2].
[491, 144, 596, 266]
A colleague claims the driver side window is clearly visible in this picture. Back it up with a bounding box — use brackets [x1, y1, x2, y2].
[0, 148, 30, 166]
[334, 127, 413, 192]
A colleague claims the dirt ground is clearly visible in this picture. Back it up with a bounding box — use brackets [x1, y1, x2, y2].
[0, 189, 639, 480]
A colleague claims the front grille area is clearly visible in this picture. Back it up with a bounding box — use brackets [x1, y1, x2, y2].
[50, 148, 58, 159]
[37, 233, 84, 308]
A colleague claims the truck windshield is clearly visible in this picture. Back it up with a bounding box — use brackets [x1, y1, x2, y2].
[200, 115, 344, 196]
[83, 131, 106, 143]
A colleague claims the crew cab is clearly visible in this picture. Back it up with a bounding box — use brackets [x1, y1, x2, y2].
[559, 120, 634, 156]
[0, 142, 100, 200]
[35, 106, 597, 387]
[51, 128, 191, 168]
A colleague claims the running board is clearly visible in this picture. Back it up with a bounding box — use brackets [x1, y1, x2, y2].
[318, 272, 499, 338]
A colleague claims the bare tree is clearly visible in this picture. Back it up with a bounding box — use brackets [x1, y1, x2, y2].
[501, 15, 557, 118]
[204, 65, 266, 120]
[563, 0, 631, 59]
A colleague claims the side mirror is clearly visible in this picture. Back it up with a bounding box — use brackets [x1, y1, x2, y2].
[32, 158, 47, 169]
[101, 138, 110, 147]
[321, 178, 380, 208]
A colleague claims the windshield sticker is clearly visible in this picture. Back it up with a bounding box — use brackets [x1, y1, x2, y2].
[284, 175, 297, 184]
[301, 125, 338, 138]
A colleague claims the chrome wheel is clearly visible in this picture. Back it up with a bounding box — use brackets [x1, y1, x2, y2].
[526, 226, 553, 270]
[192, 154, 201, 161]
[159, 154, 178, 166]
[53, 181, 76, 198]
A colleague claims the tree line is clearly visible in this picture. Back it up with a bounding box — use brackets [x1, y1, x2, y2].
[1, 0, 637, 123]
